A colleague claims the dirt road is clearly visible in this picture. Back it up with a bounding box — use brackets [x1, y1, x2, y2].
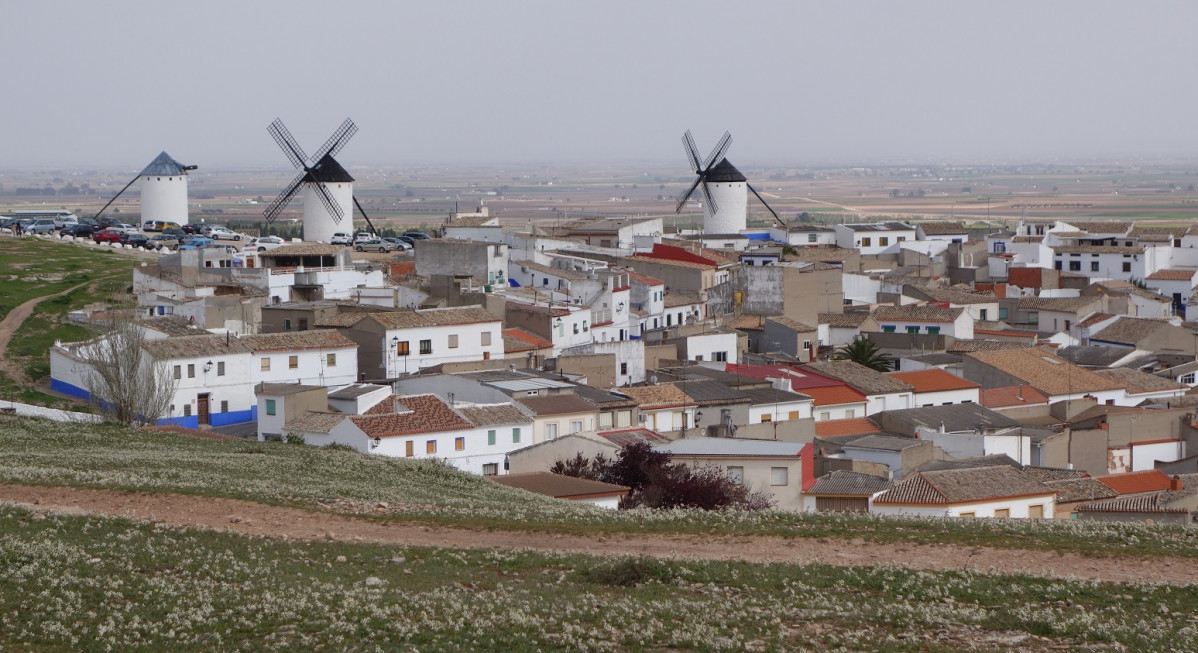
[3, 483, 1194, 585]
[0, 281, 89, 384]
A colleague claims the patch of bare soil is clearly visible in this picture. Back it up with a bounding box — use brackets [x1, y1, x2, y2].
[2, 483, 1194, 585]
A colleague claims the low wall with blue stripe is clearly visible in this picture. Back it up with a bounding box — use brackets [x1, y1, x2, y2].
[49, 377, 257, 429]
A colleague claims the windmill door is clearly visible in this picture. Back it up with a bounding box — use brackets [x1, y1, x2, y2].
[197, 393, 210, 426]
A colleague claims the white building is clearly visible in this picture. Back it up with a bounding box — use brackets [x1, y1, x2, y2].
[865, 304, 974, 340]
[834, 222, 916, 256]
[138, 151, 195, 225]
[369, 307, 505, 376]
[871, 465, 1057, 519]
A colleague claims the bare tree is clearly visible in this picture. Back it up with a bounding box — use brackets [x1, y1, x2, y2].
[80, 311, 178, 426]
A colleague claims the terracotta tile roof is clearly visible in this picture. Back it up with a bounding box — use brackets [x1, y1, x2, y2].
[1075, 489, 1195, 514]
[871, 304, 964, 323]
[239, 329, 357, 352]
[1128, 225, 1184, 239]
[888, 369, 979, 393]
[630, 255, 714, 270]
[1145, 268, 1197, 281]
[965, 349, 1125, 396]
[596, 427, 670, 446]
[502, 327, 553, 353]
[350, 394, 472, 438]
[918, 287, 999, 305]
[491, 472, 629, 499]
[803, 385, 868, 407]
[1095, 367, 1185, 394]
[803, 361, 914, 395]
[315, 312, 370, 328]
[142, 333, 250, 360]
[1088, 317, 1172, 345]
[1096, 470, 1174, 495]
[662, 291, 704, 308]
[819, 312, 870, 328]
[455, 403, 530, 428]
[514, 394, 598, 417]
[916, 221, 967, 235]
[283, 411, 345, 433]
[979, 385, 1051, 408]
[1077, 312, 1114, 328]
[727, 315, 766, 331]
[873, 466, 1056, 505]
[1062, 221, 1131, 235]
[372, 306, 499, 329]
[766, 316, 817, 332]
[617, 383, 697, 410]
[1046, 477, 1118, 503]
[1016, 295, 1103, 312]
[805, 470, 894, 496]
[947, 339, 1033, 353]
[137, 316, 207, 337]
[626, 271, 665, 286]
[814, 417, 883, 438]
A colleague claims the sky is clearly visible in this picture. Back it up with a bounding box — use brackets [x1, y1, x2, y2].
[4, 0, 1198, 169]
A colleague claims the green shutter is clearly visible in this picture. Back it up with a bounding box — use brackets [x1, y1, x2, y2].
[487, 429, 496, 446]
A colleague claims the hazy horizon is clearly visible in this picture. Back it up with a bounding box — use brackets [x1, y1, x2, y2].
[4, 1, 1197, 169]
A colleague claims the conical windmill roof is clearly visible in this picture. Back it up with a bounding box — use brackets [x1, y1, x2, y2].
[139, 151, 191, 176]
[307, 153, 355, 183]
[706, 158, 747, 183]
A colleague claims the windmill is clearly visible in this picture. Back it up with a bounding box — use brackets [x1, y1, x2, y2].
[92, 152, 197, 225]
[263, 118, 373, 242]
[676, 129, 784, 233]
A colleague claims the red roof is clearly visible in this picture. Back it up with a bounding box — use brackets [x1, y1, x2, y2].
[803, 385, 868, 407]
[814, 417, 881, 437]
[503, 327, 553, 351]
[626, 271, 665, 286]
[979, 385, 1051, 408]
[888, 369, 979, 393]
[350, 394, 472, 437]
[1096, 469, 1174, 495]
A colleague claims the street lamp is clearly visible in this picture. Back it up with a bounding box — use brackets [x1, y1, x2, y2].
[390, 336, 399, 378]
[203, 360, 213, 373]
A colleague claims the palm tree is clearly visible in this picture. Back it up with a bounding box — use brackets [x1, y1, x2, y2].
[834, 335, 895, 372]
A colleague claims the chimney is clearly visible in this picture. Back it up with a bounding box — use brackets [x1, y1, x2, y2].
[1171, 475, 1184, 492]
[1016, 384, 1024, 401]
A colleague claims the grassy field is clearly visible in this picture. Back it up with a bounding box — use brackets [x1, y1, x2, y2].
[1, 504, 1194, 651]
[0, 417, 1194, 559]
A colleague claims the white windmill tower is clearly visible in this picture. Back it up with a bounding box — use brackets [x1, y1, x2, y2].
[91, 151, 197, 226]
[676, 130, 783, 233]
[263, 118, 360, 242]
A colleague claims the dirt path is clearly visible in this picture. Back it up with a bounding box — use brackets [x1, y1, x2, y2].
[0, 281, 90, 384]
[3, 483, 1194, 585]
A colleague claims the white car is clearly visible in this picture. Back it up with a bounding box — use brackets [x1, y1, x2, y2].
[54, 215, 79, 229]
[208, 227, 243, 241]
[330, 232, 352, 245]
[353, 232, 375, 244]
[249, 236, 285, 252]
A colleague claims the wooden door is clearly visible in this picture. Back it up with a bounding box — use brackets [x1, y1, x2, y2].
[197, 393, 210, 425]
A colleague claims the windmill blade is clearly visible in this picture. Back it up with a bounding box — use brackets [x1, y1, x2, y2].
[313, 118, 358, 162]
[92, 174, 140, 222]
[700, 179, 719, 215]
[747, 182, 785, 227]
[675, 176, 703, 213]
[702, 131, 732, 171]
[353, 195, 380, 235]
[262, 171, 307, 224]
[681, 130, 702, 173]
[268, 118, 308, 169]
[311, 179, 345, 224]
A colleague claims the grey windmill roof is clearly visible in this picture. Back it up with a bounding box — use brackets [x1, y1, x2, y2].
[705, 159, 747, 183]
[139, 151, 191, 176]
[308, 153, 355, 183]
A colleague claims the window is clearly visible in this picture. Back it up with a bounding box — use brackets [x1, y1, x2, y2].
[481, 331, 491, 346]
[187, 364, 195, 378]
[183, 405, 191, 417]
[265, 399, 276, 416]
[896, 236, 906, 242]
[284, 319, 292, 331]
[845, 409, 855, 418]
[861, 237, 871, 247]
[405, 441, 414, 457]
[512, 427, 521, 443]
[620, 362, 628, 376]
[1181, 373, 1195, 384]
[926, 326, 940, 335]
[582, 321, 588, 331]
[788, 411, 799, 420]
[455, 437, 465, 451]
[878, 236, 889, 246]
[599, 412, 613, 429]
[1090, 261, 1099, 272]
[979, 309, 988, 321]
[1054, 261, 1062, 271]
[173, 365, 181, 380]
[802, 340, 811, 350]
[761, 413, 772, 423]
[713, 351, 727, 362]
[1028, 504, 1044, 519]
[482, 463, 498, 476]
[771, 467, 789, 486]
[220, 400, 228, 413]
[882, 325, 896, 333]
[261, 357, 270, 371]
[573, 323, 579, 334]
[426, 440, 436, 454]
[487, 429, 496, 446]
[298, 318, 307, 330]
[819, 411, 830, 421]
[419, 339, 432, 355]
[727, 466, 744, 484]
[288, 355, 298, 369]
[807, 233, 817, 243]
[326, 353, 336, 367]
[959, 511, 976, 519]
[1122, 262, 1131, 273]
[546, 423, 558, 439]
[906, 326, 919, 334]
[448, 334, 458, 349]
[396, 340, 410, 356]
[617, 410, 632, 428]
[570, 420, 582, 433]
[998, 307, 1008, 320]
[217, 361, 225, 376]
[993, 508, 1010, 519]
[1068, 261, 1081, 271]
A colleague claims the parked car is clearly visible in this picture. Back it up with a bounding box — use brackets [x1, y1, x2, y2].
[119, 232, 150, 248]
[24, 219, 57, 235]
[97, 216, 122, 228]
[330, 232, 352, 245]
[178, 237, 217, 250]
[148, 233, 180, 250]
[162, 227, 186, 238]
[181, 223, 204, 235]
[397, 235, 416, 247]
[355, 238, 399, 253]
[353, 232, 375, 244]
[207, 226, 243, 241]
[249, 236, 285, 252]
[382, 237, 412, 251]
[78, 217, 101, 229]
[403, 231, 432, 240]
[53, 215, 79, 229]
[92, 228, 124, 243]
[61, 223, 96, 238]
